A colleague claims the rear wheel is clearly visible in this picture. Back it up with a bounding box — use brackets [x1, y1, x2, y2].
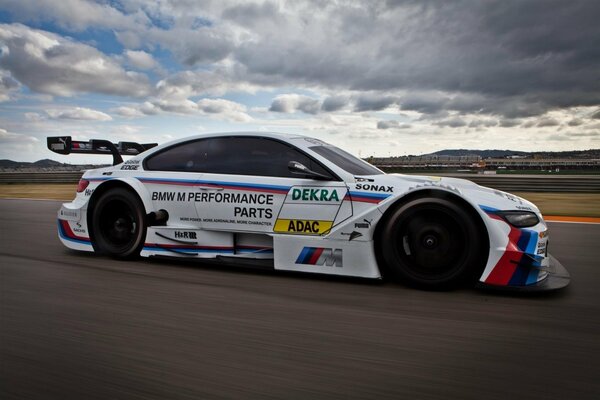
[379, 196, 486, 289]
[91, 188, 146, 259]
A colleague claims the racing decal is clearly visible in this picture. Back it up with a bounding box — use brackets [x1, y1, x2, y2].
[354, 218, 372, 229]
[121, 159, 140, 170]
[59, 208, 80, 221]
[150, 191, 274, 206]
[49, 137, 68, 151]
[480, 206, 543, 286]
[273, 219, 333, 234]
[341, 231, 363, 241]
[174, 231, 197, 240]
[142, 178, 286, 232]
[275, 186, 349, 235]
[354, 183, 393, 192]
[295, 247, 343, 267]
[58, 220, 91, 245]
[284, 187, 346, 204]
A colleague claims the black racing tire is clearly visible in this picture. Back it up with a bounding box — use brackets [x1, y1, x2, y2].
[91, 187, 146, 259]
[378, 196, 487, 289]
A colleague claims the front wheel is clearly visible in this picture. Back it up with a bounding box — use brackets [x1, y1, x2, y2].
[91, 188, 146, 259]
[378, 196, 487, 289]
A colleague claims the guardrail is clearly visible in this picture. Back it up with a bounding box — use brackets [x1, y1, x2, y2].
[1, 171, 600, 193]
[0, 172, 84, 183]
[424, 173, 600, 193]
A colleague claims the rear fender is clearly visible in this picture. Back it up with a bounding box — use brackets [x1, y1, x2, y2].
[87, 177, 153, 217]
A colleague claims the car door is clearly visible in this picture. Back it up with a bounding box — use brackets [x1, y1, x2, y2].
[140, 139, 210, 228]
[192, 136, 353, 236]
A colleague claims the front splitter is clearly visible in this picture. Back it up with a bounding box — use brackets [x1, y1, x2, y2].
[477, 254, 570, 292]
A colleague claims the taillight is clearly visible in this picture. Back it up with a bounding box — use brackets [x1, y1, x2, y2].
[76, 179, 90, 193]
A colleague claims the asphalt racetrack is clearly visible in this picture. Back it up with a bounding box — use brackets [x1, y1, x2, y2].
[1, 199, 599, 399]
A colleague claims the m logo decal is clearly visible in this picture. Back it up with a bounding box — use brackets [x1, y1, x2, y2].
[296, 247, 343, 267]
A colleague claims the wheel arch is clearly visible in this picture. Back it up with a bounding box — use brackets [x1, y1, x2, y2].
[373, 188, 490, 280]
[87, 179, 151, 247]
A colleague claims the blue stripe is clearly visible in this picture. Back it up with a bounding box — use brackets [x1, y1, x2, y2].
[479, 205, 499, 213]
[296, 247, 312, 264]
[525, 230, 538, 254]
[348, 191, 390, 200]
[517, 230, 536, 253]
[509, 264, 530, 286]
[526, 268, 540, 285]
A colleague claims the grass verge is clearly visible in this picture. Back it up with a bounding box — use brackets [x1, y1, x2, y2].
[0, 184, 77, 201]
[513, 192, 600, 218]
[1, 184, 599, 218]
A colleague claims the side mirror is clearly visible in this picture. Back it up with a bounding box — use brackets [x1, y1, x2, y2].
[288, 161, 331, 180]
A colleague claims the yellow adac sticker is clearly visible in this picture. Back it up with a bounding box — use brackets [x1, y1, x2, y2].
[274, 219, 333, 235]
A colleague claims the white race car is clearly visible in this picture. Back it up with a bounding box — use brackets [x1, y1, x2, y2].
[48, 132, 569, 291]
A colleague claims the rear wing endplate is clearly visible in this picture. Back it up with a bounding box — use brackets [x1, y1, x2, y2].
[47, 136, 158, 166]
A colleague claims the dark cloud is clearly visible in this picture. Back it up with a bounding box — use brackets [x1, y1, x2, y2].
[353, 94, 397, 112]
[3, 1, 600, 122]
[321, 95, 349, 112]
[377, 120, 399, 129]
[234, 1, 600, 117]
[468, 119, 498, 128]
[537, 117, 560, 127]
[434, 117, 467, 128]
[498, 119, 520, 128]
[568, 119, 584, 126]
[269, 94, 320, 114]
[377, 120, 411, 129]
[221, 2, 281, 27]
[399, 93, 447, 114]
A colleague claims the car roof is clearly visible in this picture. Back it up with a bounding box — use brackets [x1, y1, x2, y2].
[163, 131, 306, 144]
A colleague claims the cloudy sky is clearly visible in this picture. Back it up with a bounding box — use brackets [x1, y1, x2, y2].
[1, 0, 599, 162]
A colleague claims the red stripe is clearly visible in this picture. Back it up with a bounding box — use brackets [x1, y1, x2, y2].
[485, 224, 523, 285]
[307, 248, 323, 264]
[351, 196, 382, 204]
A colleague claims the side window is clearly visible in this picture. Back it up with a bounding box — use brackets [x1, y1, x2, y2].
[145, 140, 210, 172]
[206, 137, 332, 178]
[146, 137, 333, 179]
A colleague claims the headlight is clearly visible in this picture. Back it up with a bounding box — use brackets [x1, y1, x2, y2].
[497, 211, 540, 228]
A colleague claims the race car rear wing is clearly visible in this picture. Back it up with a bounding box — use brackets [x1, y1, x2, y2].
[47, 136, 157, 166]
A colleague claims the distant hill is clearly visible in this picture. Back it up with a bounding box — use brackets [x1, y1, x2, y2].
[425, 149, 600, 159]
[0, 159, 24, 168]
[0, 159, 107, 171]
[427, 149, 528, 158]
[31, 159, 65, 167]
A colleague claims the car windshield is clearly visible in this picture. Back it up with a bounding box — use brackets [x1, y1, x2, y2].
[309, 145, 383, 176]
